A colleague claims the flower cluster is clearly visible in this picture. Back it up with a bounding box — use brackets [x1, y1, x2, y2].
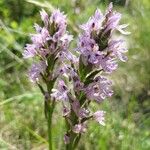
[24, 3, 129, 148]
[51, 3, 129, 145]
[23, 9, 76, 82]
[77, 3, 129, 72]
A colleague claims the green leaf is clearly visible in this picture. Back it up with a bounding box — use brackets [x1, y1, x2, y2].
[79, 55, 93, 81]
[84, 69, 103, 85]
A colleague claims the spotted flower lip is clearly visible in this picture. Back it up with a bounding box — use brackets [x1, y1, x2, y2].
[30, 27, 50, 47]
[93, 110, 106, 126]
[95, 55, 118, 73]
[108, 40, 128, 62]
[34, 23, 42, 33]
[80, 9, 104, 33]
[28, 61, 46, 82]
[50, 9, 67, 26]
[72, 123, 87, 133]
[51, 80, 68, 101]
[85, 76, 113, 102]
[23, 44, 37, 58]
[103, 11, 122, 35]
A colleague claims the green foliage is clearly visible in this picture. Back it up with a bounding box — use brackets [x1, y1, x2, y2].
[0, 0, 149, 149]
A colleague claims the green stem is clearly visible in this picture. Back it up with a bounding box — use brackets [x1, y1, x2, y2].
[46, 101, 55, 150]
[65, 133, 81, 150]
[66, 131, 76, 150]
[47, 106, 52, 150]
[73, 134, 81, 149]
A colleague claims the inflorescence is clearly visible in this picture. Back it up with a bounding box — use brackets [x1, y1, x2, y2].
[23, 3, 129, 147]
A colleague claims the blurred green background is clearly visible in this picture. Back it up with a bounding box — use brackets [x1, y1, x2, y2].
[0, 0, 150, 149]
